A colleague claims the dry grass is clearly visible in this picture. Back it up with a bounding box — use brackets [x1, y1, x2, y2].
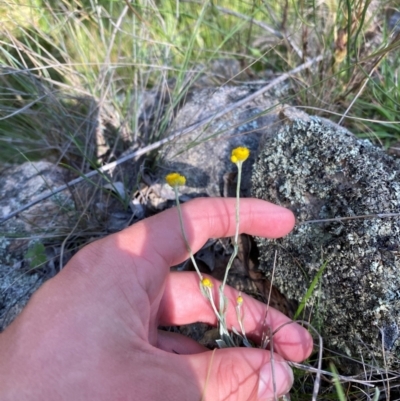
[1, 0, 400, 399]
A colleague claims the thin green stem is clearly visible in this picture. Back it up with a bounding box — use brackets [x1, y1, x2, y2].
[235, 303, 247, 341]
[220, 162, 242, 293]
[174, 186, 203, 280]
[234, 162, 242, 244]
[205, 287, 222, 322]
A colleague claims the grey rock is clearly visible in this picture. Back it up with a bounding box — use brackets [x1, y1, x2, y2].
[184, 59, 252, 88]
[387, 9, 400, 33]
[0, 161, 74, 331]
[158, 85, 283, 198]
[252, 118, 400, 371]
[0, 259, 43, 331]
[0, 161, 75, 232]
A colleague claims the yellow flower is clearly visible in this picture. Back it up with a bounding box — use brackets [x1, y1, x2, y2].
[231, 147, 250, 164]
[201, 277, 213, 288]
[236, 295, 243, 305]
[165, 172, 186, 187]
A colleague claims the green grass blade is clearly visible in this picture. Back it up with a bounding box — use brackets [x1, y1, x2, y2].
[294, 260, 328, 320]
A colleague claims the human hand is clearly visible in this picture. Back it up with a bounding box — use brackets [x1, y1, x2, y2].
[0, 198, 313, 401]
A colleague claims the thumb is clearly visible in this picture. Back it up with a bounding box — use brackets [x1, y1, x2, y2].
[181, 348, 294, 401]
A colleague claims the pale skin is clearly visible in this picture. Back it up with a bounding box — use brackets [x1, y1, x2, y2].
[0, 198, 313, 401]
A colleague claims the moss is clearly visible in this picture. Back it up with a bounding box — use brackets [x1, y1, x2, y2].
[252, 118, 400, 371]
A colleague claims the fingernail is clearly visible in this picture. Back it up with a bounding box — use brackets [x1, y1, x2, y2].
[258, 360, 294, 400]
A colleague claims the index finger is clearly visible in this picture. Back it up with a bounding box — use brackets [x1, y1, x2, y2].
[71, 198, 294, 304]
[118, 197, 294, 266]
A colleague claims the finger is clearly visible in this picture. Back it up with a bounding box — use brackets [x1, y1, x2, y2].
[61, 198, 295, 342]
[97, 198, 295, 296]
[173, 347, 294, 401]
[157, 329, 208, 354]
[160, 272, 313, 362]
[119, 197, 295, 267]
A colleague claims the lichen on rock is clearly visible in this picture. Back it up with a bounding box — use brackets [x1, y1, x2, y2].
[0, 161, 75, 331]
[252, 118, 400, 371]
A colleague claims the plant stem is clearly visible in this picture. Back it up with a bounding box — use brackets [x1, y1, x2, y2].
[220, 162, 242, 293]
[174, 186, 203, 280]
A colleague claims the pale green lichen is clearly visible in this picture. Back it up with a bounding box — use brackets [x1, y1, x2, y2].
[252, 118, 400, 372]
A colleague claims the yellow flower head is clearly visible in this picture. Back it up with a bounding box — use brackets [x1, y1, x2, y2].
[236, 295, 243, 305]
[231, 147, 250, 164]
[165, 172, 186, 187]
[201, 277, 213, 288]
